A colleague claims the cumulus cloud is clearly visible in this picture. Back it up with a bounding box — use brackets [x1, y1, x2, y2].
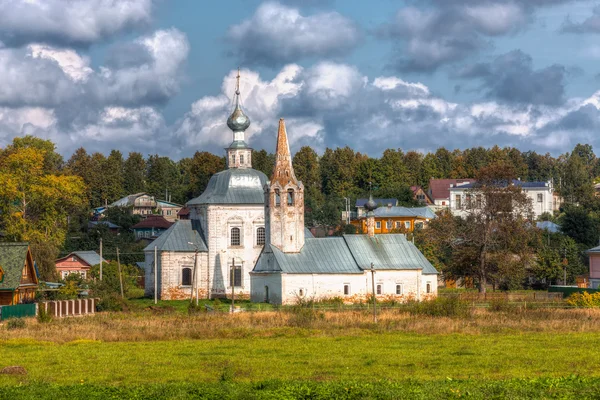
[0, 0, 152, 47]
[226, 1, 361, 66]
[172, 62, 600, 159]
[561, 5, 600, 34]
[378, 0, 581, 72]
[453, 50, 566, 106]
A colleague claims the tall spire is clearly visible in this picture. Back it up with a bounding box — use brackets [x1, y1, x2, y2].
[271, 118, 298, 186]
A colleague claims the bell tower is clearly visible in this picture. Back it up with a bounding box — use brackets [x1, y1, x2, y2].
[265, 119, 305, 253]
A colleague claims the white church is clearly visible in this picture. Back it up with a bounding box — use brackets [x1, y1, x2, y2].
[144, 71, 438, 303]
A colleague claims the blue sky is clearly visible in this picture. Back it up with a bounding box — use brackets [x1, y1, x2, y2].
[1, 0, 600, 159]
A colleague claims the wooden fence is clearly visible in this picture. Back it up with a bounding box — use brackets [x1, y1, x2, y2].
[0, 303, 37, 321]
[439, 292, 563, 302]
[42, 299, 97, 318]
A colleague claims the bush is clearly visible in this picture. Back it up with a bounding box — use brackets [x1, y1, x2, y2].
[37, 304, 52, 323]
[287, 297, 325, 327]
[6, 318, 26, 330]
[187, 302, 205, 315]
[405, 296, 472, 318]
[488, 299, 517, 312]
[567, 292, 600, 307]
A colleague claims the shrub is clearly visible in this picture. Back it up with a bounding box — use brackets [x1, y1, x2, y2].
[6, 318, 26, 330]
[187, 302, 205, 315]
[567, 292, 600, 307]
[37, 304, 52, 323]
[405, 296, 472, 318]
[287, 297, 325, 327]
[488, 299, 517, 312]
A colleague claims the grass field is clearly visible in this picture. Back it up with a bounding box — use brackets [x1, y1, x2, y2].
[2, 300, 600, 398]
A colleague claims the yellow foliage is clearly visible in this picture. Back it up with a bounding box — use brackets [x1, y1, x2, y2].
[566, 291, 600, 307]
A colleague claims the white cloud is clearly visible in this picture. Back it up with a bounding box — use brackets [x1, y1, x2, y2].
[0, 0, 152, 47]
[227, 1, 360, 65]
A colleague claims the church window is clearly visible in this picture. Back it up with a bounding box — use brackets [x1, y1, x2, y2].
[230, 264, 242, 287]
[256, 227, 265, 245]
[396, 284, 403, 295]
[426, 282, 432, 294]
[231, 155, 235, 166]
[275, 190, 281, 207]
[376, 284, 382, 295]
[181, 267, 192, 287]
[343, 284, 350, 296]
[264, 286, 270, 303]
[298, 288, 304, 297]
[231, 227, 241, 246]
[287, 189, 294, 206]
[240, 154, 244, 164]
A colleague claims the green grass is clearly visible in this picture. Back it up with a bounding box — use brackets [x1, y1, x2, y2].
[1, 332, 599, 385]
[128, 298, 275, 313]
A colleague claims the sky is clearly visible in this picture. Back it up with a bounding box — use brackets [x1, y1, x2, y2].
[2, 0, 600, 159]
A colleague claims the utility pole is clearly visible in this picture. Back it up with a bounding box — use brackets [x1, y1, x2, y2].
[154, 245, 158, 304]
[563, 248, 568, 286]
[117, 247, 124, 299]
[194, 248, 199, 306]
[370, 262, 377, 323]
[99, 238, 103, 281]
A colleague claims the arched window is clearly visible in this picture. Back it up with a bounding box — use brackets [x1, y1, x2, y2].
[275, 190, 281, 207]
[182, 267, 192, 286]
[231, 227, 241, 246]
[287, 189, 294, 206]
[256, 227, 266, 245]
[426, 283, 431, 294]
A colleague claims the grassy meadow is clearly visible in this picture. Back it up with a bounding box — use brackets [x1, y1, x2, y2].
[2, 298, 600, 398]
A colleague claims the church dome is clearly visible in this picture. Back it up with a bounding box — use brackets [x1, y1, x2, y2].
[227, 105, 251, 132]
[187, 168, 267, 205]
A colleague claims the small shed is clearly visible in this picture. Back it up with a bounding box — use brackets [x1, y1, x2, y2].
[0, 243, 39, 305]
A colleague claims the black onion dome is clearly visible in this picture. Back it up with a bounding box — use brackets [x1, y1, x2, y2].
[364, 194, 378, 212]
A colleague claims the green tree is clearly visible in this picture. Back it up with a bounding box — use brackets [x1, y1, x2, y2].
[560, 205, 599, 247]
[146, 155, 180, 201]
[434, 147, 454, 178]
[9, 136, 63, 173]
[253, 149, 275, 178]
[102, 150, 125, 203]
[187, 151, 225, 198]
[403, 151, 423, 186]
[123, 152, 147, 194]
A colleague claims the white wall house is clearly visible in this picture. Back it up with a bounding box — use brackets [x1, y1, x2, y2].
[448, 180, 560, 219]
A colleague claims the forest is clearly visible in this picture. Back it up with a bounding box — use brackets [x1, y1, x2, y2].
[1, 136, 600, 289]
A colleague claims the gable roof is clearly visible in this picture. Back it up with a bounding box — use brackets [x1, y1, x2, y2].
[144, 220, 207, 252]
[0, 242, 34, 290]
[88, 220, 120, 229]
[363, 206, 436, 220]
[131, 215, 173, 230]
[56, 251, 107, 267]
[253, 234, 438, 275]
[111, 193, 148, 207]
[356, 198, 397, 208]
[536, 221, 560, 233]
[428, 179, 476, 200]
[156, 200, 183, 208]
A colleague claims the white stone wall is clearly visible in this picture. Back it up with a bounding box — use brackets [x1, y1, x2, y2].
[251, 270, 436, 305]
[145, 250, 210, 300]
[203, 204, 265, 297]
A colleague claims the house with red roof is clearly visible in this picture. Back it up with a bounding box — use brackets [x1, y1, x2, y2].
[427, 179, 476, 209]
[131, 215, 173, 240]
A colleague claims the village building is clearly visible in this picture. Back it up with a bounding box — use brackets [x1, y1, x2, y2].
[427, 179, 476, 209]
[144, 71, 267, 300]
[355, 198, 397, 218]
[449, 179, 561, 219]
[351, 205, 436, 233]
[0, 243, 39, 305]
[132, 215, 173, 240]
[55, 251, 106, 280]
[587, 245, 600, 289]
[410, 186, 434, 205]
[156, 200, 184, 222]
[87, 220, 120, 234]
[250, 119, 438, 305]
[110, 193, 157, 216]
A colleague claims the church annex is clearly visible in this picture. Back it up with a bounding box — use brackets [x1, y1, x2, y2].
[250, 119, 438, 305]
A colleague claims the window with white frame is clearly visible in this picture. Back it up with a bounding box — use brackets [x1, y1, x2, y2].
[240, 154, 244, 165]
[256, 227, 265, 246]
[386, 220, 392, 229]
[396, 284, 402, 295]
[230, 227, 241, 246]
[376, 221, 381, 229]
[181, 267, 192, 286]
[343, 284, 350, 295]
[404, 221, 410, 229]
[376, 284, 382, 295]
[230, 264, 242, 287]
[455, 194, 462, 209]
[396, 221, 401, 229]
[537, 193, 543, 202]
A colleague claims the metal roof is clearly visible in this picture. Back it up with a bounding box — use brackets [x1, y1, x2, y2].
[344, 234, 438, 274]
[356, 198, 397, 207]
[0, 242, 30, 290]
[367, 206, 436, 219]
[253, 234, 438, 275]
[111, 192, 147, 207]
[187, 168, 268, 205]
[143, 220, 207, 252]
[304, 227, 315, 238]
[536, 221, 560, 233]
[254, 239, 362, 274]
[450, 180, 550, 190]
[587, 245, 600, 254]
[72, 251, 106, 266]
[88, 220, 120, 229]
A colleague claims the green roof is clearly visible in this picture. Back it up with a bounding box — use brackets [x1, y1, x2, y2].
[144, 220, 207, 252]
[0, 242, 30, 290]
[253, 234, 438, 275]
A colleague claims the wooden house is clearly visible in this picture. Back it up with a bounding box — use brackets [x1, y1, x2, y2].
[0, 243, 39, 305]
[55, 251, 106, 280]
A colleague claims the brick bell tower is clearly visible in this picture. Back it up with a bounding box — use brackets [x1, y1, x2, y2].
[265, 118, 305, 253]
